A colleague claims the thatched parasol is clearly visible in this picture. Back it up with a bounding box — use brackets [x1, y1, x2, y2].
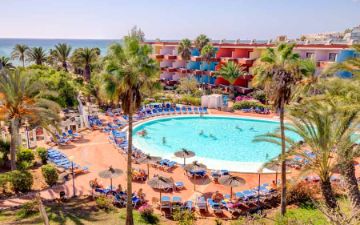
[147, 176, 174, 199]
[184, 161, 207, 172]
[137, 154, 161, 178]
[184, 161, 207, 191]
[98, 166, 123, 190]
[174, 148, 195, 166]
[219, 175, 245, 199]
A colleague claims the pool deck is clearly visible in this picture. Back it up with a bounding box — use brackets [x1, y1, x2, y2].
[1, 110, 358, 220]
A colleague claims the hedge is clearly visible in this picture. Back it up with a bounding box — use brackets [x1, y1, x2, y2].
[232, 100, 268, 110]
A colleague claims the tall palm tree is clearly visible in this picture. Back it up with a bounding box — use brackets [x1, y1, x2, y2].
[11, 44, 29, 67]
[177, 38, 192, 61]
[0, 69, 61, 170]
[0, 56, 14, 70]
[27, 47, 47, 65]
[312, 78, 360, 211]
[251, 43, 313, 215]
[102, 36, 159, 225]
[254, 101, 348, 211]
[194, 34, 210, 52]
[216, 61, 246, 98]
[71, 47, 100, 81]
[52, 43, 72, 71]
[200, 43, 216, 63]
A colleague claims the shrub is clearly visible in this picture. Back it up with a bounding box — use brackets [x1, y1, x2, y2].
[8, 170, 33, 193]
[0, 140, 10, 163]
[232, 100, 267, 110]
[0, 173, 9, 193]
[287, 181, 316, 208]
[16, 200, 38, 219]
[16, 148, 35, 170]
[180, 95, 201, 106]
[139, 205, 159, 224]
[95, 195, 113, 211]
[36, 147, 48, 164]
[173, 208, 196, 225]
[250, 90, 267, 103]
[41, 164, 58, 187]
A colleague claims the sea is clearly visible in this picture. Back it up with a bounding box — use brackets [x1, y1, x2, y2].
[0, 38, 122, 64]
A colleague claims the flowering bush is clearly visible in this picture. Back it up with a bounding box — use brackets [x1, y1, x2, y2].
[139, 205, 159, 224]
[235, 95, 254, 102]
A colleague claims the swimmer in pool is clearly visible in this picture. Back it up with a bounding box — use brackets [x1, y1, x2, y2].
[199, 130, 204, 135]
[162, 137, 166, 144]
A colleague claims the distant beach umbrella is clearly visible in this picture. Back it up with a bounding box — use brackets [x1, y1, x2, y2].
[219, 175, 246, 199]
[174, 148, 195, 166]
[184, 161, 207, 191]
[137, 154, 161, 178]
[184, 161, 207, 172]
[147, 175, 174, 199]
[98, 166, 123, 190]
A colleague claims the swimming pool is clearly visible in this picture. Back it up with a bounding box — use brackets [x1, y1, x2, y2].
[132, 115, 296, 172]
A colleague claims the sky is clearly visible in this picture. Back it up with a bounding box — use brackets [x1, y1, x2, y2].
[1, 0, 359, 40]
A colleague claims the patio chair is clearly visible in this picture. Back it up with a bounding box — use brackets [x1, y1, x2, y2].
[207, 198, 223, 214]
[196, 196, 207, 211]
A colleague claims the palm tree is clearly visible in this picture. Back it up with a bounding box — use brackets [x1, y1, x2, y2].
[102, 36, 159, 225]
[27, 47, 47, 65]
[177, 38, 192, 61]
[254, 101, 344, 211]
[251, 43, 313, 215]
[216, 61, 246, 98]
[313, 78, 360, 211]
[0, 69, 61, 170]
[194, 34, 210, 52]
[11, 44, 29, 67]
[0, 56, 14, 70]
[52, 43, 72, 71]
[200, 44, 216, 63]
[71, 47, 100, 81]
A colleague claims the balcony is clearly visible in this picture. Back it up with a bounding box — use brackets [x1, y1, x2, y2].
[154, 54, 164, 60]
[165, 55, 177, 60]
[318, 61, 335, 69]
[236, 58, 255, 66]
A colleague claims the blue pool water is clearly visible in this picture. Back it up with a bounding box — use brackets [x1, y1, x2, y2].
[133, 116, 297, 164]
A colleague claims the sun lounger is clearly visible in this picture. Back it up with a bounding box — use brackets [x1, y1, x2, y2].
[169, 108, 175, 114]
[196, 196, 207, 211]
[68, 129, 81, 138]
[176, 107, 181, 114]
[160, 196, 171, 210]
[175, 181, 184, 190]
[181, 107, 187, 114]
[183, 201, 193, 211]
[203, 107, 208, 114]
[207, 198, 223, 214]
[193, 107, 199, 114]
[187, 107, 193, 114]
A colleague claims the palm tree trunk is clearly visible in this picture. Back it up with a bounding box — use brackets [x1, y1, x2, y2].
[63, 61, 68, 72]
[126, 101, 134, 225]
[10, 118, 20, 170]
[22, 56, 25, 68]
[84, 64, 91, 81]
[320, 177, 338, 209]
[340, 160, 360, 210]
[279, 98, 287, 216]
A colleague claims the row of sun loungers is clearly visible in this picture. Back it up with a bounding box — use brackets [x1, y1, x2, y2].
[141, 106, 208, 118]
[49, 129, 82, 146]
[47, 148, 89, 174]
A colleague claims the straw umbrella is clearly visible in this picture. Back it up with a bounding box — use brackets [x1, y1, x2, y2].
[184, 161, 207, 191]
[147, 176, 174, 200]
[137, 154, 161, 178]
[174, 148, 195, 166]
[98, 166, 123, 190]
[218, 175, 246, 199]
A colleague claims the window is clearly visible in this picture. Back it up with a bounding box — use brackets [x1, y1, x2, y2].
[306, 52, 314, 59]
[329, 53, 337, 62]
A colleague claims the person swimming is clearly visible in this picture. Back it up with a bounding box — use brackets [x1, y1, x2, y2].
[209, 134, 217, 140]
[235, 125, 243, 131]
[162, 137, 166, 144]
[199, 130, 204, 135]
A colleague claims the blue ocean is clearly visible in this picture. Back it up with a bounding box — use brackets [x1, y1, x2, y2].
[0, 38, 121, 64]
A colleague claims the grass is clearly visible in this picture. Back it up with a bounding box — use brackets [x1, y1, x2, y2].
[0, 197, 164, 225]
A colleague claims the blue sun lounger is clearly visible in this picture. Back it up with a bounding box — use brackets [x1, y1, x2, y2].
[187, 107, 193, 114]
[176, 107, 181, 114]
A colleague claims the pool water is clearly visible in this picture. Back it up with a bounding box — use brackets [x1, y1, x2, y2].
[133, 116, 297, 166]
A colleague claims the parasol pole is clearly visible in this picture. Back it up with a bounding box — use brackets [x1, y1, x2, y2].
[110, 178, 113, 191]
[184, 157, 186, 166]
[230, 186, 233, 200]
[147, 163, 150, 179]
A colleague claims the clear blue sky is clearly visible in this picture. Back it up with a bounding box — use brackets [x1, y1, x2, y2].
[1, 0, 359, 40]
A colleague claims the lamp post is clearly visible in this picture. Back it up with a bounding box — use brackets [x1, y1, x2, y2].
[24, 119, 30, 149]
[69, 155, 76, 198]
